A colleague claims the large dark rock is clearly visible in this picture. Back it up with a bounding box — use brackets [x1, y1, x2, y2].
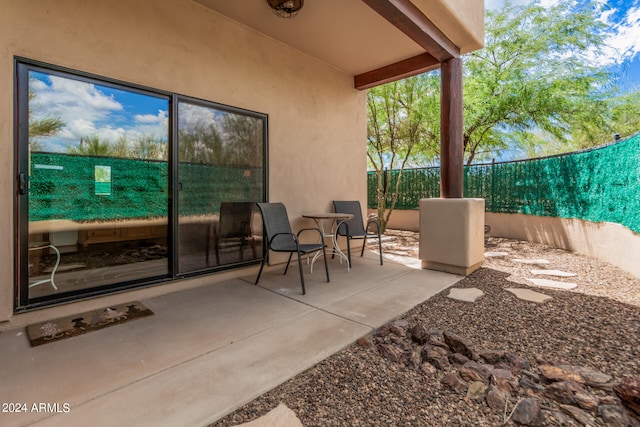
[512, 398, 543, 426]
[377, 344, 406, 364]
[598, 404, 634, 427]
[560, 404, 598, 427]
[419, 361, 437, 377]
[486, 385, 508, 411]
[543, 380, 583, 406]
[459, 361, 492, 383]
[480, 349, 505, 365]
[421, 344, 450, 370]
[443, 331, 476, 359]
[614, 376, 640, 416]
[448, 352, 471, 367]
[442, 372, 468, 393]
[410, 323, 429, 344]
[491, 368, 518, 394]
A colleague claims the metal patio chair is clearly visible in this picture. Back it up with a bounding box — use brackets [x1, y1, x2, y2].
[255, 202, 329, 295]
[333, 200, 383, 266]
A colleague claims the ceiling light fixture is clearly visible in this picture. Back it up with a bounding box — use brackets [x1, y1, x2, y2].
[266, 0, 304, 19]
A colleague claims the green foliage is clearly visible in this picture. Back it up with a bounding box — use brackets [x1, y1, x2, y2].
[368, 134, 640, 233]
[29, 153, 264, 221]
[367, 0, 631, 228]
[367, 77, 439, 230]
[463, 0, 613, 163]
[65, 135, 168, 160]
[28, 88, 64, 150]
[66, 136, 113, 156]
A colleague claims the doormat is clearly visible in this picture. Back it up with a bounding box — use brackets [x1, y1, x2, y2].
[26, 301, 153, 347]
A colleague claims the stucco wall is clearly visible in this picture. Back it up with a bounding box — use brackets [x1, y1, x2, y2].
[372, 208, 640, 280]
[0, 0, 367, 324]
[414, 0, 484, 54]
[485, 212, 640, 280]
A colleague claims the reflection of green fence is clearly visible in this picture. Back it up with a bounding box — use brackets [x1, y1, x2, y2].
[29, 153, 263, 221]
[368, 134, 640, 233]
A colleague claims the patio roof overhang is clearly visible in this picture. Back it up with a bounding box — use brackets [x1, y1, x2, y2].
[195, 0, 485, 198]
[194, 0, 484, 89]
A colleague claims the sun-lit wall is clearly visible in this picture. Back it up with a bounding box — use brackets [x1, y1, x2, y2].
[0, 0, 367, 324]
[414, 0, 485, 53]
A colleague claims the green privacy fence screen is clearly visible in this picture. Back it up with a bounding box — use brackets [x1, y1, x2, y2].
[367, 133, 640, 233]
[29, 152, 263, 221]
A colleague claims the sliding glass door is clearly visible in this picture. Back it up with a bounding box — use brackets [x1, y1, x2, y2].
[16, 62, 171, 306]
[176, 98, 265, 274]
[15, 59, 267, 310]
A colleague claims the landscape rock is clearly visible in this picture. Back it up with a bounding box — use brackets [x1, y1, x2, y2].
[459, 361, 492, 383]
[519, 377, 545, 394]
[543, 380, 584, 405]
[421, 344, 450, 370]
[404, 349, 422, 370]
[614, 376, 640, 416]
[370, 328, 640, 427]
[491, 368, 518, 393]
[512, 398, 543, 426]
[560, 404, 598, 426]
[442, 372, 468, 393]
[598, 404, 633, 427]
[426, 329, 450, 350]
[419, 362, 438, 377]
[389, 320, 409, 337]
[410, 323, 429, 344]
[486, 385, 508, 411]
[574, 389, 599, 412]
[443, 331, 476, 360]
[480, 349, 506, 365]
[539, 364, 584, 383]
[448, 352, 470, 367]
[504, 352, 531, 370]
[377, 344, 406, 364]
[562, 364, 613, 389]
[466, 381, 486, 401]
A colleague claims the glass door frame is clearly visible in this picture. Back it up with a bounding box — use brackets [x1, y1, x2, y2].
[14, 58, 268, 312]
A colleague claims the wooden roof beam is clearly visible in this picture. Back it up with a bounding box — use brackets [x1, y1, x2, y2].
[362, 0, 460, 62]
[354, 52, 440, 90]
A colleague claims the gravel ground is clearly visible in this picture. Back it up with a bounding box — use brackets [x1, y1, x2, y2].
[212, 231, 640, 426]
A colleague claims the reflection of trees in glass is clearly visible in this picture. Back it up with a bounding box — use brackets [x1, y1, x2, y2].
[178, 102, 263, 166]
[28, 88, 65, 151]
[67, 136, 112, 156]
[178, 123, 223, 164]
[130, 135, 167, 160]
[223, 114, 262, 167]
[65, 135, 167, 160]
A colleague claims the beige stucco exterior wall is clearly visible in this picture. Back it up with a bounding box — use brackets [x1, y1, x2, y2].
[371, 208, 640, 280]
[0, 0, 367, 325]
[485, 212, 640, 279]
[414, 0, 484, 53]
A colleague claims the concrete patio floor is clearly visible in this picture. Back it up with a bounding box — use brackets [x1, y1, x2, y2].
[0, 252, 461, 427]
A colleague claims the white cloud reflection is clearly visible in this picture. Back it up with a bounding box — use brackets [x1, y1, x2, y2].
[30, 74, 168, 152]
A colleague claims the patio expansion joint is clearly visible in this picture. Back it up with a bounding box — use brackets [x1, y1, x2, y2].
[254, 284, 377, 330]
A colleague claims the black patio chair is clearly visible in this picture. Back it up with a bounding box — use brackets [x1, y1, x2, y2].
[255, 202, 329, 295]
[333, 200, 383, 266]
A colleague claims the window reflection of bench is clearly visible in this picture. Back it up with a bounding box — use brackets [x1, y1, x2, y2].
[78, 225, 166, 247]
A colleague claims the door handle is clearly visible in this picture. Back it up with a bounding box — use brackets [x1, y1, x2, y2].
[18, 173, 27, 195]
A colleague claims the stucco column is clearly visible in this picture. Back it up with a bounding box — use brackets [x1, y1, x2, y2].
[419, 58, 484, 276]
[419, 198, 485, 276]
